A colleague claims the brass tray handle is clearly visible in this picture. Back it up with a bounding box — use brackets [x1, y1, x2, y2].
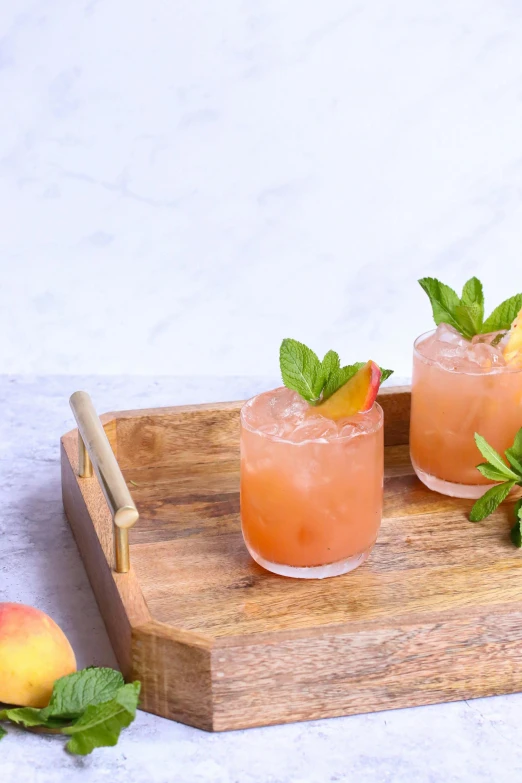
[69, 391, 139, 573]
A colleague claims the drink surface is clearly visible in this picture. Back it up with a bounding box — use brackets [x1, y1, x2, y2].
[410, 325, 522, 486]
[413, 323, 517, 373]
[240, 387, 383, 568]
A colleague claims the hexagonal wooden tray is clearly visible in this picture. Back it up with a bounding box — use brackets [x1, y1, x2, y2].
[60, 387, 522, 732]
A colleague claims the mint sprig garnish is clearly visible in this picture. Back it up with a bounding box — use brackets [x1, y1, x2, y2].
[419, 276, 522, 339]
[469, 481, 516, 523]
[482, 294, 522, 334]
[474, 434, 519, 481]
[279, 339, 324, 404]
[469, 428, 522, 546]
[419, 278, 463, 333]
[511, 499, 522, 547]
[0, 668, 140, 755]
[506, 429, 522, 475]
[279, 339, 393, 404]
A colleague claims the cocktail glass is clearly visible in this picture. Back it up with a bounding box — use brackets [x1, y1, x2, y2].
[410, 325, 522, 498]
[240, 386, 383, 578]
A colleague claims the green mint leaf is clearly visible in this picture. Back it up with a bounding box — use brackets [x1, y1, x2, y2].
[503, 428, 522, 477]
[0, 669, 140, 756]
[418, 277, 461, 332]
[461, 277, 484, 323]
[322, 363, 363, 401]
[42, 668, 125, 722]
[482, 293, 522, 333]
[457, 277, 484, 337]
[380, 368, 394, 383]
[62, 682, 140, 756]
[0, 726, 7, 740]
[469, 481, 515, 522]
[506, 449, 522, 477]
[510, 427, 522, 460]
[474, 433, 516, 478]
[490, 331, 506, 347]
[476, 462, 519, 482]
[0, 707, 51, 728]
[510, 499, 522, 547]
[321, 350, 340, 383]
[510, 520, 522, 547]
[454, 304, 482, 339]
[279, 339, 322, 404]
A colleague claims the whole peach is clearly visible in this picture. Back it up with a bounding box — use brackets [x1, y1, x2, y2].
[0, 603, 77, 707]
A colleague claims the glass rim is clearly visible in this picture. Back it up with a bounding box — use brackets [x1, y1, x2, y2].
[240, 390, 384, 445]
[413, 328, 522, 376]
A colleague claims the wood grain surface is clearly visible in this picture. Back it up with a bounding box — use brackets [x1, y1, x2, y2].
[61, 386, 522, 731]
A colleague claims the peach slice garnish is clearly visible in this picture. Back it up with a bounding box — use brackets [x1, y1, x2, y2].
[503, 306, 522, 366]
[313, 360, 381, 421]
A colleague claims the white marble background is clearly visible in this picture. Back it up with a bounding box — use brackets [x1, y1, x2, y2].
[1, 0, 522, 377]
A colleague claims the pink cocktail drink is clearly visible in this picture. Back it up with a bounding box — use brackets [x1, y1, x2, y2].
[410, 324, 522, 498]
[240, 387, 384, 578]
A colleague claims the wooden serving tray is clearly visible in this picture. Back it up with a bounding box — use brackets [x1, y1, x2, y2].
[60, 387, 522, 731]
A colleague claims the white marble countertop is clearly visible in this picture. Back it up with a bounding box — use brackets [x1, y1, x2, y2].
[2, 375, 522, 783]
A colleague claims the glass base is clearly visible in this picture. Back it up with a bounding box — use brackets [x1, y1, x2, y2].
[244, 540, 374, 579]
[412, 460, 491, 499]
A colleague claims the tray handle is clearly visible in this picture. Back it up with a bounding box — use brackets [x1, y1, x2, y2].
[69, 391, 139, 574]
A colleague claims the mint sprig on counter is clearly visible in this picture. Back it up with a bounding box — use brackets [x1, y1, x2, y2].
[279, 339, 393, 405]
[419, 276, 522, 340]
[0, 668, 140, 755]
[469, 429, 522, 546]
